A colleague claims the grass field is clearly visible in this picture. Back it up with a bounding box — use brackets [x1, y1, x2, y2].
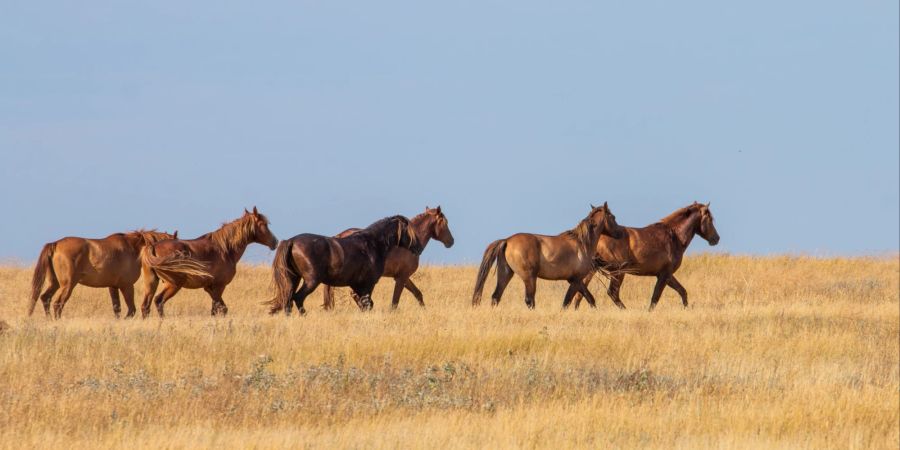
[0, 254, 897, 449]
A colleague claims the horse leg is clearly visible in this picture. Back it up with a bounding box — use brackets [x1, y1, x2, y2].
[121, 285, 137, 318]
[205, 285, 228, 316]
[562, 283, 579, 309]
[140, 267, 159, 319]
[390, 277, 407, 310]
[571, 271, 594, 309]
[666, 275, 689, 308]
[607, 273, 626, 309]
[490, 260, 514, 307]
[523, 275, 537, 310]
[648, 273, 669, 312]
[349, 291, 366, 311]
[51, 282, 76, 319]
[108, 287, 122, 319]
[574, 280, 598, 308]
[50, 263, 76, 319]
[291, 280, 319, 316]
[39, 278, 60, 318]
[352, 285, 375, 311]
[154, 283, 182, 318]
[404, 279, 425, 307]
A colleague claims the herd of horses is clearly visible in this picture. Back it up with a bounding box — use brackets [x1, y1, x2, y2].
[28, 202, 719, 319]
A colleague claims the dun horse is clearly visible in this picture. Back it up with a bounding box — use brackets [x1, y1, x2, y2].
[266, 215, 422, 316]
[572, 202, 720, 311]
[29, 229, 177, 319]
[472, 203, 623, 309]
[322, 206, 454, 310]
[140, 207, 278, 317]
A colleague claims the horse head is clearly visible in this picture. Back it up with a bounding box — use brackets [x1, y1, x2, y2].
[589, 202, 624, 239]
[245, 206, 279, 250]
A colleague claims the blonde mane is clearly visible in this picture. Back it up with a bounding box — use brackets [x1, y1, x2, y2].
[206, 213, 267, 253]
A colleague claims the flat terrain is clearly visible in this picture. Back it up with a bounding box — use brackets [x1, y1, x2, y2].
[0, 254, 897, 449]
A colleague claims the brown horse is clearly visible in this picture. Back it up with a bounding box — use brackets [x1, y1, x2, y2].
[472, 203, 623, 309]
[140, 207, 278, 318]
[322, 206, 455, 310]
[266, 215, 422, 316]
[29, 229, 177, 319]
[572, 202, 720, 311]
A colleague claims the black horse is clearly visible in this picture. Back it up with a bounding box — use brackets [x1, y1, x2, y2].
[266, 216, 422, 315]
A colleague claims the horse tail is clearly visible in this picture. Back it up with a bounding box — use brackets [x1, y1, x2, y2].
[29, 242, 56, 316]
[265, 239, 296, 314]
[472, 239, 506, 306]
[322, 285, 336, 310]
[140, 246, 211, 284]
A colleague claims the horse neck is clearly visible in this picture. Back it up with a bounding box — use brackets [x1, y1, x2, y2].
[667, 210, 700, 250]
[410, 215, 435, 250]
[208, 222, 254, 262]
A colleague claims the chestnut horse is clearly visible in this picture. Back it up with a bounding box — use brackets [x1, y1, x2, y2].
[322, 206, 455, 310]
[472, 203, 623, 309]
[140, 207, 278, 318]
[29, 229, 177, 319]
[266, 215, 422, 316]
[572, 202, 720, 311]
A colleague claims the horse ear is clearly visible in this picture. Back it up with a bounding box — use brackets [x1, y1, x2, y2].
[706, 202, 710, 208]
[435, 205, 441, 214]
[603, 201, 608, 209]
[590, 203, 596, 209]
[244, 208, 250, 215]
[173, 230, 178, 239]
[252, 206, 259, 215]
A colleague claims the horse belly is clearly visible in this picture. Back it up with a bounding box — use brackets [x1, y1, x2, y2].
[80, 257, 139, 287]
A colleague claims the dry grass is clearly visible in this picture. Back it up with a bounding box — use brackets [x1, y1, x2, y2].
[0, 254, 897, 449]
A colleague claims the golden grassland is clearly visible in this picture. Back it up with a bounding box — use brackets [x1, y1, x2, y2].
[0, 254, 897, 449]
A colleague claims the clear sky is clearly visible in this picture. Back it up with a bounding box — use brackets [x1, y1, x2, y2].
[1, 1, 897, 264]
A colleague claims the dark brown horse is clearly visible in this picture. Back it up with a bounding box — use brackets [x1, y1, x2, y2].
[266, 215, 422, 316]
[572, 202, 720, 311]
[140, 207, 278, 318]
[322, 206, 454, 310]
[472, 203, 623, 309]
[29, 229, 177, 319]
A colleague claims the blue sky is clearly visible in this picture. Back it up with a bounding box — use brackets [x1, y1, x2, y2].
[1, 1, 897, 264]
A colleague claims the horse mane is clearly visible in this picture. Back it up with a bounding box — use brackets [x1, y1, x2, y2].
[562, 215, 595, 253]
[351, 215, 415, 248]
[205, 213, 268, 253]
[659, 204, 700, 225]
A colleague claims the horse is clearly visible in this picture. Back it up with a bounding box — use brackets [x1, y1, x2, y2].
[321, 206, 454, 310]
[472, 203, 624, 309]
[29, 229, 177, 319]
[266, 215, 422, 316]
[572, 202, 720, 311]
[139, 207, 278, 318]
